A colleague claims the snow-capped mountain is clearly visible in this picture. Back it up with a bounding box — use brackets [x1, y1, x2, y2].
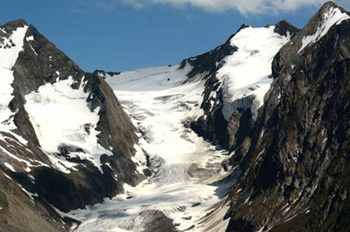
[188, 20, 299, 151]
[1, 1, 350, 232]
[225, 2, 350, 231]
[0, 19, 145, 231]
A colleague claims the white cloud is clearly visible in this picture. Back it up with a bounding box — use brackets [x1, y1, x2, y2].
[69, 0, 119, 13]
[122, 0, 348, 14]
[69, 0, 349, 15]
[120, 0, 144, 9]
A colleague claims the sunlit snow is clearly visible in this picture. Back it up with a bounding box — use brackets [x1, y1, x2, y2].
[25, 76, 112, 173]
[298, 7, 350, 53]
[217, 25, 290, 121]
[0, 24, 28, 139]
[0, 25, 28, 108]
[4, 162, 16, 172]
[62, 65, 238, 232]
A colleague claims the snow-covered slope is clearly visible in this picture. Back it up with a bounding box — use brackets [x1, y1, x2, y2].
[218, 25, 290, 121]
[298, 6, 349, 53]
[100, 65, 192, 91]
[189, 21, 297, 150]
[24, 76, 112, 173]
[64, 65, 238, 232]
[0, 24, 28, 107]
[0, 22, 28, 140]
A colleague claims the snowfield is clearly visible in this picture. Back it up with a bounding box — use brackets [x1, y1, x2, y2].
[61, 64, 239, 232]
[24, 76, 112, 173]
[218, 25, 290, 121]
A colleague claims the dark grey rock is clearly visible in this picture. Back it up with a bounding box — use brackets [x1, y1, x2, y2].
[225, 2, 350, 231]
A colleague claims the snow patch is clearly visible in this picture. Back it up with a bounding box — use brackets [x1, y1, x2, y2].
[4, 162, 16, 172]
[0, 25, 28, 137]
[25, 76, 112, 173]
[0, 146, 41, 171]
[133, 143, 147, 174]
[0, 25, 28, 108]
[28, 43, 38, 56]
[25, 35, 34, 42]
[285, 214, 298, 222]
[20, 186, 38, 202]
[282, 206, 291, 215]
[3, 173, 12, 180]
[299, 7, 350, 53]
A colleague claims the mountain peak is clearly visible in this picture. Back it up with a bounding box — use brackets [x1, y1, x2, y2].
[313, 1, 348, 25]
[319, 1, 342, 12]
[274, 20, 300, 36]
[296, 1, 349, 53]
[1, 19, 28, 29]
[237, 23, 250, 31]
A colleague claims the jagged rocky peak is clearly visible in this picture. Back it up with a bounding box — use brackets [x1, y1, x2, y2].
[0, 19, 27, 49]
[299, 1, 350, 51]
[93, 69, 121, 78]
[272, 1, 349, 79]
[234, 23, 250, 34]
[178, 36, 237, 79]
[0, 19, 146, 231]
[238, 23, 250, 29]
[301, 1, 349, 39]
[274, 20, 300, 37]
[269, 1, 350, 111]
[0, 19, 27, 33]
[178, 20, 298, 81]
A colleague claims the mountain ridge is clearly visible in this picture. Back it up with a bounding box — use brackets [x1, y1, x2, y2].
[1, 1, 350, 231]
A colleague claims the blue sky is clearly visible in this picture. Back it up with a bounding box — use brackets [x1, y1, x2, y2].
[1, 0, 349, 72]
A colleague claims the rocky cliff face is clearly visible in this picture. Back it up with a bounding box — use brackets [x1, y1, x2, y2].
[0, 19, 144, 231]
[224, 2, 350, 231]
